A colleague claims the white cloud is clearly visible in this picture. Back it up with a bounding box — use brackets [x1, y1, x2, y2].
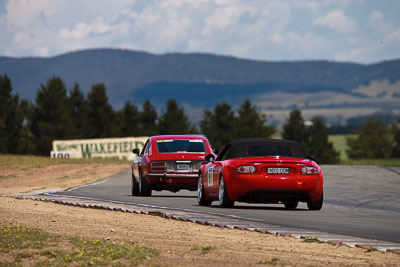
[314, 9, 356, 34]
[270, 33, 285, 44]
[293, 1, 321, 11]
[202, 6, 241, 35]
[284, 32, 332, 58]
[387, 27, 400, 43]
[335, 48, 364, 62]
[293, 0, 357, 13]
[0, 0, 399, 63]
[4, 0, 59, 29]
[369, 10, 389, 33]
[222, 43, 252, 60]
[60, 18, 111, 40]
[367, 9, 400, 47]
[370, 10, 383, 24]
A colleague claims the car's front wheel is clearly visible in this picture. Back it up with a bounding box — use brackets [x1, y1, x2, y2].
[131, 174, 139, 196]
[139, 171, 152, 196]
[218, 175, 234, 208]
[307, 191, 323, 210]
[197, 173, 211, 206]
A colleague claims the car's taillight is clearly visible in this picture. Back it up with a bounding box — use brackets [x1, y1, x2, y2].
[236, 165, 257, 174]
[150, 161, 166, 172]
[301, 166, 318, 174]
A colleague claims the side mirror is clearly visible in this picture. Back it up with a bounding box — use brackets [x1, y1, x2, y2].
[205, 154, 215, 162]
[307, 155, 315, 161]
[132, 148, 140, 155]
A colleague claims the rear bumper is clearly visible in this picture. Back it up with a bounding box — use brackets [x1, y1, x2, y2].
[238, 189, 310, 203]
[144, 172, 198, 192]
[145, 173, 198, 178]
[228, 173, 322, 202]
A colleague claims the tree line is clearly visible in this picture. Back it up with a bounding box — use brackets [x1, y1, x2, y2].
[281, 110, 340, 164]
[0, 75, 276, 156]
[282, 109, 400, 161]
[1, 74, 399, 163]
[346, 119, 400, 159]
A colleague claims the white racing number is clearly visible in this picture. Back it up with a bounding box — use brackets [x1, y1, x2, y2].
[50, 151, 71, 158]
[207, 167, 214, 186]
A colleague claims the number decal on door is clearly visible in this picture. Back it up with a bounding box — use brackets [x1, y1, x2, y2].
[207, 167, 214, 186]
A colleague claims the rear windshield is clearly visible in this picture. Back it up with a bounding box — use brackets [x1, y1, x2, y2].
[156, 140, 206, 153]
[222, 141, 306, 160]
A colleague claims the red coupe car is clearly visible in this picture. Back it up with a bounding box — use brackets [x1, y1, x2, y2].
[131, 135, 214, 196]
[197, 138, 323, 210]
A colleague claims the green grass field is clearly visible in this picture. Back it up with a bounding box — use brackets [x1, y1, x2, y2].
[0, 155, 130, 167]
[328, 135, 400, 166]
[0, 225, 158, 266]
[328, 134, 355, 161]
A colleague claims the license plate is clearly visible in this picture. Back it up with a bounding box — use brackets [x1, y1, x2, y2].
[267, 167, 290, 174]
[177, 164, 190, 170]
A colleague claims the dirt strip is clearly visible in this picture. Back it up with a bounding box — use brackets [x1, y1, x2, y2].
[13, 192, 400, 255]
[1, 163, 400, 266]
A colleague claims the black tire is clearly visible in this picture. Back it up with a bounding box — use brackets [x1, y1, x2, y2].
[218, 175, 234, 208]
[284, 201, 298, 209]
[197, 173, 212, 206]
[139, 171, 152, 196]
[131, 174, 139, 196]
[307, 191, 323, 210]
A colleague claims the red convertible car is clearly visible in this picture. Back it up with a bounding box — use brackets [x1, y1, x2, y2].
[131, 135, 214, 196]
[197, 138, 323, 210]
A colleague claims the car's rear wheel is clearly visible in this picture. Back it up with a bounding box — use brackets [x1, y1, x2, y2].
[284, 201, 298, 209]
[131, 174, 139, 196]
[218, 175, 234, 208]
[307, 191, 323, 210]
[139, 171, 152, 196]
[197, 173, 212, 206]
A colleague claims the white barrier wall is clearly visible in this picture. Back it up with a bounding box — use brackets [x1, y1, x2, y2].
[52, 136, 148, 160]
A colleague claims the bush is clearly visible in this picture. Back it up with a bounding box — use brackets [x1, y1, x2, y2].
[346, 120, 393, 159]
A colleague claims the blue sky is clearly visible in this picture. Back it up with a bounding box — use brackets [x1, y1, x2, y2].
[1, 0, 399, 63]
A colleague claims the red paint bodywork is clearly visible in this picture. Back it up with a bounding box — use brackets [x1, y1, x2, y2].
[131, 135, 214, 192]
[199, 140, 323, 207]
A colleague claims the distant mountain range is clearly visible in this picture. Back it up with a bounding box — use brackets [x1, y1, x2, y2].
[1, 48, 399, 125]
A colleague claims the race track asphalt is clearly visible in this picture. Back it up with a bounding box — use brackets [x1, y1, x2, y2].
[55, 165, 400, 242]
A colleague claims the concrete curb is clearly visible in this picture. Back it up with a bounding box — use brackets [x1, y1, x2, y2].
[11, 192, 400, 255]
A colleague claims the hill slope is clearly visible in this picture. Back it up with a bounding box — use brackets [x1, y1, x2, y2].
[0, 48, 399, 124]
[0, 48, 399, 102]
